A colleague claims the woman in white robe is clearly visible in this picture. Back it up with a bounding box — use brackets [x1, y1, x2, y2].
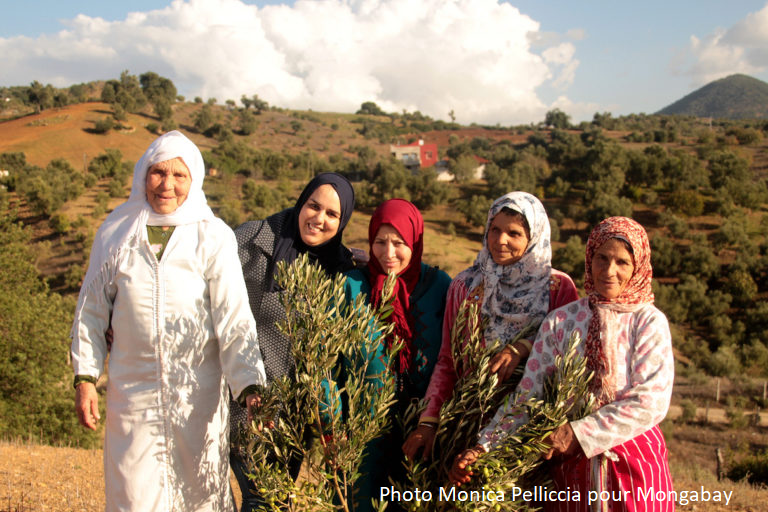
[71, 131, 266, 511]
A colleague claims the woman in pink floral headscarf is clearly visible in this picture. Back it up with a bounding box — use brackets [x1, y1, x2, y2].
[451, 217, 676, 512]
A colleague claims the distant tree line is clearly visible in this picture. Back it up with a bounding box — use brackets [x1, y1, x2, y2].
[0, 81, 99, 114]
[439, 113, 768, 379]
[98, 70, 179, 133]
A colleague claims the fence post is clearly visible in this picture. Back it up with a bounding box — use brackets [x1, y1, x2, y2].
[716, 378, 720, 403]
[716, 447, 725, 481]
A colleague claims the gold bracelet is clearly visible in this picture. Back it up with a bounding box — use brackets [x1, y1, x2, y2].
[516, 338, 533, 352]
[505, 344, 520, 356]
[418, 422, 437, 429]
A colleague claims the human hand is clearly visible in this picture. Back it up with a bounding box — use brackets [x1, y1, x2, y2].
[488, 344, 525, 382]
[75, 382, 100, 430]
[402, 423, 437, 461]
[448, 445, 484, 486]
[246, 393, 274, 429]
[542, 423, 580, 460]
[321, 433, 347, 468]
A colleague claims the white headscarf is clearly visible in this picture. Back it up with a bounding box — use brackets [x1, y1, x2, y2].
[462, 191, 552, 344]
[71, 131, 214, 333]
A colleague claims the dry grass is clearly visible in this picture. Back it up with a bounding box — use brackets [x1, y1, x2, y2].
[0, 439, 104, 511]
[2, 418, 766, 512]
[0, 439, 247, 512]
[670, 458, 765, 512]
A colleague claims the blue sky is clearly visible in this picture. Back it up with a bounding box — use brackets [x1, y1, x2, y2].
[2, 0, 767, 124]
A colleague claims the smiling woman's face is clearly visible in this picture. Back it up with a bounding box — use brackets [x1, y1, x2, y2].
[591, 238, 635, 300]
[145, 157, 191, 214]
[297, 184, 342, 247]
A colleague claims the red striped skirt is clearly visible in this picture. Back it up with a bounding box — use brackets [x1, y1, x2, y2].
[545, 426, 675, 512]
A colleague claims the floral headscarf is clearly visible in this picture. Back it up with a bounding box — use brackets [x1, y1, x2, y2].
[367, 199, 424, 373]
[462, 192, 552, 345]
[584, 216, 654, 403]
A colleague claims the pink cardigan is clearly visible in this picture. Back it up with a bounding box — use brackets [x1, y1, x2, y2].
[420, 269, 579, 422]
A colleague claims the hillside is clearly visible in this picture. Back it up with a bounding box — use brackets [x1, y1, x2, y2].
[657, 74, 768, 119]
[1, 97, 768, 506]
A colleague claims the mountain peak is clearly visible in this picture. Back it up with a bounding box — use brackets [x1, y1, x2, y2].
[657, 74, 768, 119]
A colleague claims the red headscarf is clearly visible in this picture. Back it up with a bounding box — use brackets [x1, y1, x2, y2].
[584, 217, 654, 403]
[367, 199, 424, 373]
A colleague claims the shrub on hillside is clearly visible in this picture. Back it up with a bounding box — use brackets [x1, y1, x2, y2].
[88, 149, 123, 179]
[681, 244, 720, 280]
[650, 235, 681, 277]
[678, 399, 697, 424]
[217, 199, 242, 228]
[586, 194, 633, 225]
[16, 159, 86, 217]
[742, 340, 768, 377]
[457, 194, 491, 227]
[408, 168, 450, 210]
[669, 189, 704, 216]
[49, 213, 70, 234]
[704, 345, 742, 378]
[728, 452, 768, 485]
[0, 216, 99, 447]
[553, 235, 586, 285]
[92, 117, 114, 134]
[652, 281, 687, 324]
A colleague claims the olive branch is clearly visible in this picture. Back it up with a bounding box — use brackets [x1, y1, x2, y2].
[242, 254, 400, 511]
[399, 297, 593, 512]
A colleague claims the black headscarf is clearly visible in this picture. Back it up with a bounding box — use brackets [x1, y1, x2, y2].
[271, 173, 356, 284]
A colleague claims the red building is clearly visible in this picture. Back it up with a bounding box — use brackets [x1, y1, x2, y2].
[390, 140, 439, 170]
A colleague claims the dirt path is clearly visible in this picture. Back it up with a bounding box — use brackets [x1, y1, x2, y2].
[667, 404, 768, 426]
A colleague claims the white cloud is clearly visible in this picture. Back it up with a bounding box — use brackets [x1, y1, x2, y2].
[678, 2, 768, 86]
[542, 42, 578, 89]
[0, 0, 582, 124]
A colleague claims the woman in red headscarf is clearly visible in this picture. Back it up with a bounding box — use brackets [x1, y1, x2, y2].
[450, 217, 676, 512]
[341, 199, 451, 512]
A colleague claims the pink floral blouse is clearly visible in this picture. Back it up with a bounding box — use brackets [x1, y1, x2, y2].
[478, 297, 674, 458]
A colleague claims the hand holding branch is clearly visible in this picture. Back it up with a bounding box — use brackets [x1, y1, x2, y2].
[448, 445, 485, 486]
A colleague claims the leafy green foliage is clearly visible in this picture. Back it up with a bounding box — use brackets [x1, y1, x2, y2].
[553, 236, 586, 286]
[458, 194, 491, 227]
[397, 300, 534, 509]
[240, 179, 292, 219]
[728, 451, 768, 485]
[101, 71, 147, 113]
[244, 255, 398, 511]
[544, 109, 570, 129]
[401, 321, 594, 511]
[16, 159, 87, 217]
[0, 215, 99, 447]
[356, 101, 388, 116]
[194, 104, 216, 134]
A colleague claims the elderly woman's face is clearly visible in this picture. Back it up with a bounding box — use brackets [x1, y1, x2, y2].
[592, 238, 635, 300]
[297, 184, 342, 247]
[487, 211, 530, 266]
[146, 157, 191, 214]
